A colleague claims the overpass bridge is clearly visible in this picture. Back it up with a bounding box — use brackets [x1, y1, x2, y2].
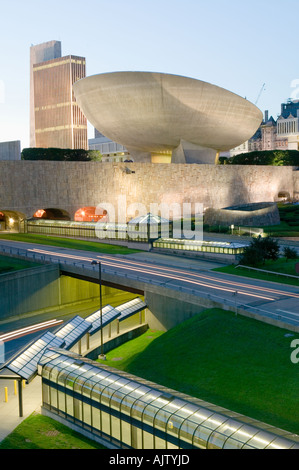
[1, 240, 299, 333]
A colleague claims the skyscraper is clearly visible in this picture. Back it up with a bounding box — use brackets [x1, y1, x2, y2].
[30, 42, 88, 150]
[30, 41, 62, 147]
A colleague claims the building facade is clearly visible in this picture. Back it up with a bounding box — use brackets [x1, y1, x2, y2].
[89, 129, 131, 162]
[30, 41, 62, 147]
[31, 42, 88, 150]
[0, 140, 21, 160]
[277, 100, 299, 150]
[230, 104, 299, 157]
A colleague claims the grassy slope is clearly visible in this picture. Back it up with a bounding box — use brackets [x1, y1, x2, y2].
[1, 308, 298, 449]
[99, 308, 299, 435]
[214, 258, 299, 287]
[0, 413, 105, 449]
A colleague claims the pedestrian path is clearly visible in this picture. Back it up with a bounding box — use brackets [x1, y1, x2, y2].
[0, 376, 42, 442]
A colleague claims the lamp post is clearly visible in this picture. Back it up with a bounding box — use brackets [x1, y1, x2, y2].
[91, 260, 106, 360]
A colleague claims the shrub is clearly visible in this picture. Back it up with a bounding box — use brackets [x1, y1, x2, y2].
[239, 236, 280, 266]
[283, 246, 298, 261]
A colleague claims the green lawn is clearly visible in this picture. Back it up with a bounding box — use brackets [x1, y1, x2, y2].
[0, 255, 41, 274]
[214, 257, 299, 286]
[0, 412, 106, 449]
[1, 308, 298, 449]
[98, 308, 299, 435]
[0, 233, 140, 255]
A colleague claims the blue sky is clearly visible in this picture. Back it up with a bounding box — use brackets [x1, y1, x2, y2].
[1, 0, 299, 148]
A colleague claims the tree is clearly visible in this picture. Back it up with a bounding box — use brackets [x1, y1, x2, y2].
[225, 150, 299, 166]
[239, 236, 280, 266]
[283, 246, 298, 261]
[21, 147, 102, 162]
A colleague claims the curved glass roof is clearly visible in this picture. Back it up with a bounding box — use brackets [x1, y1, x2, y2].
[38, 348, 299, 450]
[128, 213, 169, 225]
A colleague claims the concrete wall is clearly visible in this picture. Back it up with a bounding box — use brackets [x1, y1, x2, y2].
[293, 170, 299, 200]
[0, 161, 295, 220]
[0, 265, 100, 320]
[204, 202, 280, 227]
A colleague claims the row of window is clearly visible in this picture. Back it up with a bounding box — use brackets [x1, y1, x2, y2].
[26, 221, 171, 242]
[153, 241, 244, 254]
[277, 120, 298, 135]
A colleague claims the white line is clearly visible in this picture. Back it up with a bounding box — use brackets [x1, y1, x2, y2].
[277, 309, 299, 317]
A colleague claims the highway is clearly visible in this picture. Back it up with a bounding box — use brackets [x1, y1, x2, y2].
[0, 239, 299, 330]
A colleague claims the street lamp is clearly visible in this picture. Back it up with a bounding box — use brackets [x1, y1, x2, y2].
[91, 260, 106, 360]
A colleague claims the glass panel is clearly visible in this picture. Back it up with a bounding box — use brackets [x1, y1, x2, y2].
[142, 403, 160, 427]
[49, 366, 59, 383]
[154, 409, 172, 433]
[110, 389, 126, 411]
[120, 394, 136, 416]
[101, 411, 111, 436]
[167, 441, 179, 449]
[58, 390, 65, 414]
[131, 398, 148, 420]
[66, 393, 74, 417]
[100, 385, 114, 406]
[131, 425, 142, 449]
[74, 398, 82, 421]
[121, 420, 131, 447]
[42, 382, 49, 406]
[143, 430, 154, 449]
[91, 384, 102, 403]
[92, 407, 101, 432]
[42, 363, 52, 380]
[83, 402, 91, 427]
[155, 435, 166, 449]
[192, 424, 212, 449]
[50, 386, 57, 409]
[111, 415, 121, 441]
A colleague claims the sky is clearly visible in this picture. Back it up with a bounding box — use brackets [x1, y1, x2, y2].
[1, 0, 299, 149]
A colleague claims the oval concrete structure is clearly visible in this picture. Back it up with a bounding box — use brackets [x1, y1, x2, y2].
[73, 72, 263, 163]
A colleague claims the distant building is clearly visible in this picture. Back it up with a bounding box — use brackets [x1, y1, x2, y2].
[89, 129, 132, 162]
[277, 100, 299, 150]
[30, 41, 62, 147]
[230, 109, 288, 157]
[30, 42, 88, 150]
[0, 141, 21, 160]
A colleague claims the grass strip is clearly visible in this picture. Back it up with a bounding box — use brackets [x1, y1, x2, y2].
[98, 308, 299, 435]
[214, 258, 299, 287]
[0, 233, 140, 255]
[0, 412, 106, 449]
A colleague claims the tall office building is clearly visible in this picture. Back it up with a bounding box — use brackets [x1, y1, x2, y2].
[30, 41, 62, 147]
[30, 42, 88, 149]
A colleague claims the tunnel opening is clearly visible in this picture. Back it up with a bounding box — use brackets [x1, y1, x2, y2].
[74, 206, 107, 222]
[0, 210, 27, 232]
[33, 208, 71, 220]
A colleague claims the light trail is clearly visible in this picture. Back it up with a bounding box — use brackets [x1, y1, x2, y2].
[95, 253, 299, 300]
[0, 319, 63, 342]
[27, 248, 275, 301]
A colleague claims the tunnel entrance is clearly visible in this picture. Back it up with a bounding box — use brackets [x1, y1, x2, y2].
[0, 210, 27, 232]
[74, 206, 106, 222]
[33, 208, 71, 220]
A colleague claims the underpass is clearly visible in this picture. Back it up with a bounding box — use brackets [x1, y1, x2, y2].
[0, 239, 299, 332]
